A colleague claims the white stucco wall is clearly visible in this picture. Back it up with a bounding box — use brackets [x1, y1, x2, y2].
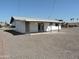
[44, 23, 61, 31]
[29, 22, 38, 32]
[51, 23, 61, 30]
[11, 20, 16, 30]
[15, 21, 26, 33]
[44, 23, 50, 31]
[12, 21, 16, 26]
[59, 24, 61, 29]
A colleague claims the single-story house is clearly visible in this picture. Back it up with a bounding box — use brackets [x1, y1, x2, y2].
[64, 22, 79, 27]
[10, 16, 62, 33]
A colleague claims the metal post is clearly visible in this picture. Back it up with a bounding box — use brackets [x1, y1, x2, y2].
[58, 24, 59, 32]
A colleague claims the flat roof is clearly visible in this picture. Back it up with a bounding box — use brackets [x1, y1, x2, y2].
[10, 16, 62, 23]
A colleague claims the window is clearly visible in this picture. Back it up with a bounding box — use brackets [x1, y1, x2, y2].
[55, 23, 59, 26]
[49, 23, 53, 26]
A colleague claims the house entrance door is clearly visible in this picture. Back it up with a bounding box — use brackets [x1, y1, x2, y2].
[25, 22, 29, 33]
[38, 23, 44, 32]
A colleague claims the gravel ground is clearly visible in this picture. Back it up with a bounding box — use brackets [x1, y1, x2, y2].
[0, 27, 79, 59]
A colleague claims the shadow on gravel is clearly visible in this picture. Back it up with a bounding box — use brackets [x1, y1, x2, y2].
[4, 30, 25, 35]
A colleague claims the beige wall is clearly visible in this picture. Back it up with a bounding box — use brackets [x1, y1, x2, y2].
[15, 21, 26, 33]
[29, 22, 38, 32]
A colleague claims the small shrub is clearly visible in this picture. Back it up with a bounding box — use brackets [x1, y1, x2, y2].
[0, 25, 2, 28]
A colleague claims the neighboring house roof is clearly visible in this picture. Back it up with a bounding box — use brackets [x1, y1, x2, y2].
[10, 16, 62, 24]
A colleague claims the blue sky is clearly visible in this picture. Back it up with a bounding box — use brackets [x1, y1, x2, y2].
[0, 0, 79, 22]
